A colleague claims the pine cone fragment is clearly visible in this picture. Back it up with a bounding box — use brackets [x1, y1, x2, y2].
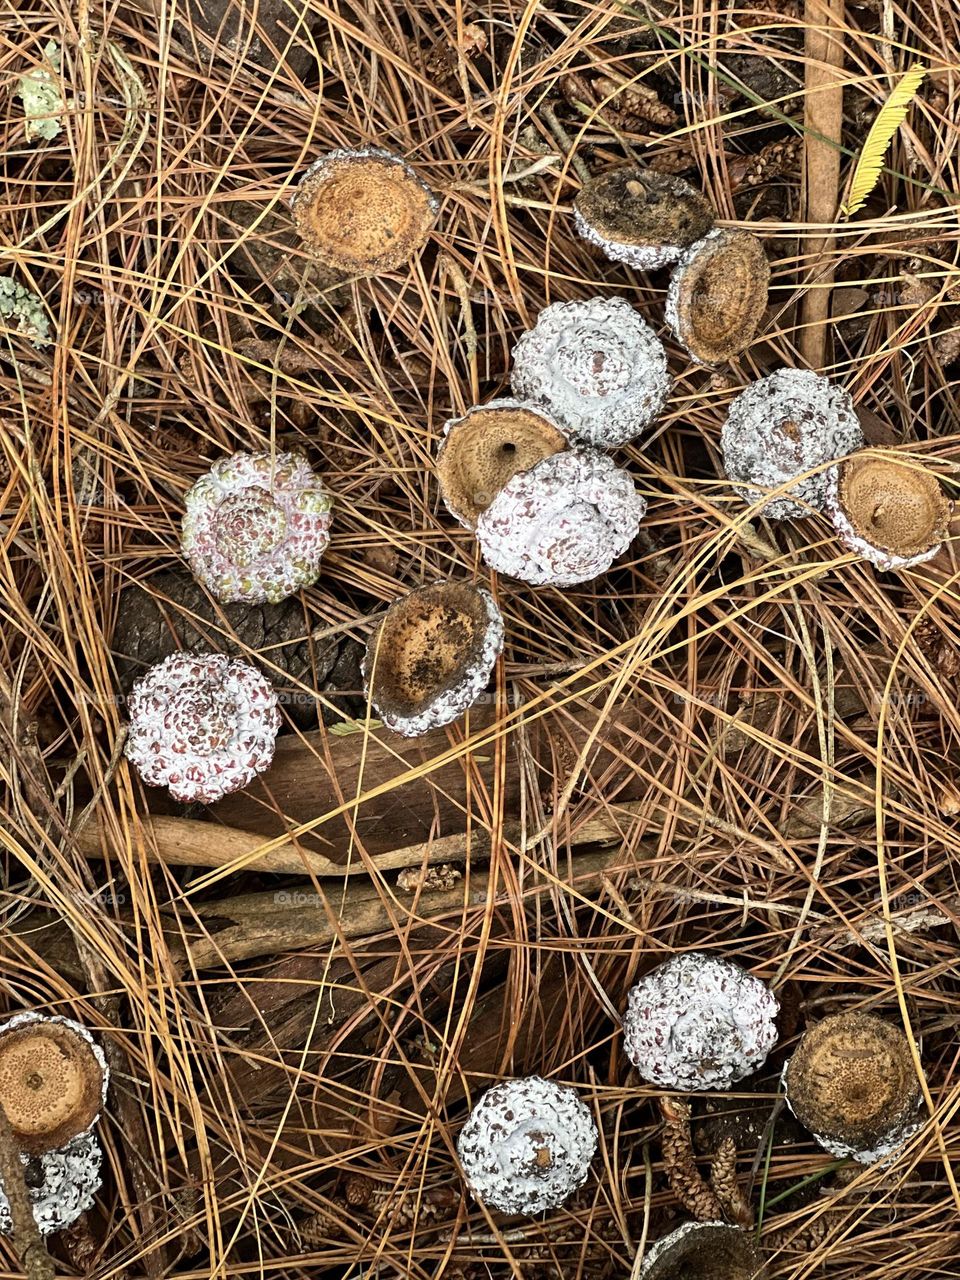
[112, 571, 363, 728]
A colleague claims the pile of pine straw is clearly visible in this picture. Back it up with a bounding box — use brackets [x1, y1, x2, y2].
[1, 0, 959, 1277]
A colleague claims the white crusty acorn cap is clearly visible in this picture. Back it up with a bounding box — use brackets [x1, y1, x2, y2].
[476, 447, 648, 588]
[437, 398, 569, 530]
[181, 450, 333, 606]
[511, 296, 670, 447]
[720, 368, 864, 521]
[290, 147, 438, 275]
[574, 168, 715, 271]
[363, 579, 504, 737]
[665, 228, 770, 366]
[824, 452, 951, 570]
[638, 1221, 768, 1280]
[0, 1132, 103, 1237]
[124, 652, 281, 806]
[0, 1013, 108, 1156]
[782, 1011, 923, 1164]
[457, 1075, 598, 1215]
[623, 952, 779, 1091]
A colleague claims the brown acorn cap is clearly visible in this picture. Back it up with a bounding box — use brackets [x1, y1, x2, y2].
[837, 454, 950, 560]
[367, 581, 498, 729]
[784, 1011, 921, 1154]
[640, 1222, 767, 1280]
[291, 151, 437, 275]
[575, 168, 714, 259]
[437, 403, 568, 529]
[667, 230, 770, 364]
[0, 1019, 105, 1155]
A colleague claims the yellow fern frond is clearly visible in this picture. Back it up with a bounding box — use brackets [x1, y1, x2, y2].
[842, 63, 926, 217]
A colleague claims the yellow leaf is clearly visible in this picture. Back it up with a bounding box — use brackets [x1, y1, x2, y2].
[328, 717, 382, 736]
[842, 63, 926, 217]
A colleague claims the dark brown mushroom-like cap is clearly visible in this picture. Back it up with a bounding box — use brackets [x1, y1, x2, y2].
[640, 1222, 768, 1280]
[364, 580, 504, 737]
[291, 149, 437, 275]
[0, 1019, 106, 1155]
[574, 168, 715, 269]
[836, 454, 950, 562]
[784, 1011, 921, 1158]
[666, 229, 770, 364]
[437, 401, 568, 529]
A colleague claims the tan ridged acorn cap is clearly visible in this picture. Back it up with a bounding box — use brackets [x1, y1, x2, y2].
[291, 149, 438, 275]
[834, 454, 950, 566]
[639, 1222, 768, 1280]
[665, 229, 770, 365]
[364, 580, 504, 738]
[437, 399, 568, 529]
[783, 1011, 922, 1162]
[0, 1017, 106, 1155]
[574, 168, 715, 270]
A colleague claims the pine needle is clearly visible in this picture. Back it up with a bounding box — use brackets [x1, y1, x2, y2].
[843, 64, 927, 216]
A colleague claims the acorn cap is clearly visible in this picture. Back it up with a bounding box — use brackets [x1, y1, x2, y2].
[721, 368, 864, 521]
[574, 168, 715, 271]
[437, 399, 568, 529]
[826, 453, 951, 570]
[476, 447, 648, 588]
[0, 1015, 107, 1156]
[125, 652, 281, 805]
[783, 1011, 923, 1163]
[291, 148, 438, 275]
[457, 1075, 598, 1215]
[639, 1222, 768, 1280]
[665, 228, 770, 365]
[622, 952, 779, 1091]
[0, 1132, 103, 1237]
[510, 296, 670, 447]
[363, 580, 504, 738]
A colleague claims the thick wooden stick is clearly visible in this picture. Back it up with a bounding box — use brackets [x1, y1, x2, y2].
[799, 0, 846, 369]
[75, 808, 638, 879]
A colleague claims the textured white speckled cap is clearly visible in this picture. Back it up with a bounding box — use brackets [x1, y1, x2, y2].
[511, 297, 670, 447]
[457, 1076, 598, 1214]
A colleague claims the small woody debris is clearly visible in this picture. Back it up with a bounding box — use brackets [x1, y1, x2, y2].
[396, 864, 463, 893]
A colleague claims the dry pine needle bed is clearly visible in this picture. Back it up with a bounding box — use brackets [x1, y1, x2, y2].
[0, 0, 959, 1278]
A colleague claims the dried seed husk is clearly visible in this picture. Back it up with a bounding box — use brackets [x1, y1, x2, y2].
[574, 167, 715, 270]
[291, 149, 437, 275]
[666, 228, 770, 364]
[363, 580, 504, 737]
[827, 453, 951, 570]
[437, 399, 568, 529]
